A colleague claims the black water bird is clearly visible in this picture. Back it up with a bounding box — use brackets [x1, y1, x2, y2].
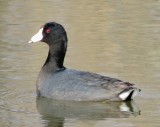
[29, 22, 141, 101]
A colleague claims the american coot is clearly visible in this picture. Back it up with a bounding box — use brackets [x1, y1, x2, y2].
[29, 22, 141, 101]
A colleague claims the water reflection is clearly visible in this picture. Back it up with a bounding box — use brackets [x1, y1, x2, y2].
[1, 0, 160, 126]
[36, 97, 140, 127]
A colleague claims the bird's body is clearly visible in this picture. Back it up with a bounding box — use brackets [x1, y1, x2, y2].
[29, 22, 141, 101]
[37, 68, 138, 101]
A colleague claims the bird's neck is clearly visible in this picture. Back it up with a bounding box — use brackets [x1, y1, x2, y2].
[42, 40, 67, 72]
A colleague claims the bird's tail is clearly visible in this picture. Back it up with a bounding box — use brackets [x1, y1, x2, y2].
[119, 87, 141, 101]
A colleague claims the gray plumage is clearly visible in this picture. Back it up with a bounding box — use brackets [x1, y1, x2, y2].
[37, 68, 139, 101]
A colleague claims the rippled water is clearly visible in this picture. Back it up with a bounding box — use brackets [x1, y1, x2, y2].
[0, 0, 160, 127]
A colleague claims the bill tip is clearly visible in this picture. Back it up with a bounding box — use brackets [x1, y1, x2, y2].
[28, 41, 33, 43]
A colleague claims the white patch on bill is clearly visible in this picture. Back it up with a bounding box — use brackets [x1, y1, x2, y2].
[29, 28, 43, 43]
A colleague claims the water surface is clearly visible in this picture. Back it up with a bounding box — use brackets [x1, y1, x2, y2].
[0, 0, 160, 127]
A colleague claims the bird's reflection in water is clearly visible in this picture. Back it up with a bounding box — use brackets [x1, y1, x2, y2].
[36, 97, 140, 127]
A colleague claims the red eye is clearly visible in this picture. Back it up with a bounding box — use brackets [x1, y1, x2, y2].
[45, 29, 51, 33]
